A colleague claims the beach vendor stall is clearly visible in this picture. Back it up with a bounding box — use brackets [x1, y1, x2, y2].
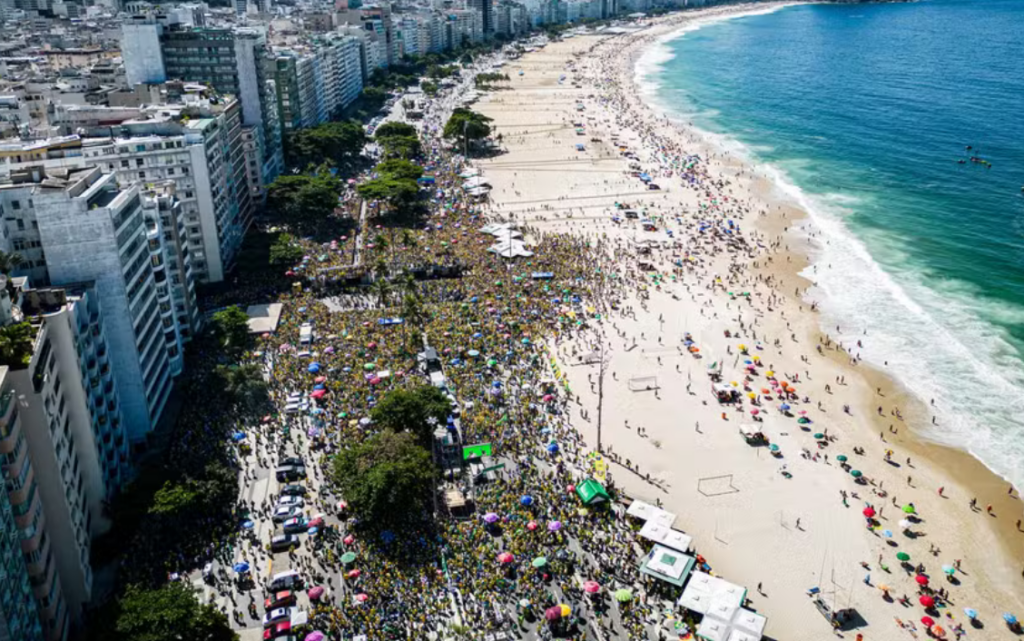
[714, 383, 740, 403]
[739, 424, 767, 445]
[575, 478, 611, 506]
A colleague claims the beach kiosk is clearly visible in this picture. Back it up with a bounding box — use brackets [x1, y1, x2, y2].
[575, 478, 610, 506]
[639, 544, 696, 589]
[738, 424, 766, 445]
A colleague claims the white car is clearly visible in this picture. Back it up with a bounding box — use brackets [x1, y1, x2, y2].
[263, 606, 295, 627]
[272, 506, 300, 523]
[276, 496, 304, 509]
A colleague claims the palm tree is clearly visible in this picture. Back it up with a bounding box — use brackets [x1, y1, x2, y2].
[372, 278, 391, 309]
[0, 322, 35, 369]
[0, 251, 24, 276]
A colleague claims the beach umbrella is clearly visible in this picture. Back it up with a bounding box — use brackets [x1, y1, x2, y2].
[547, 442, 559, 454]
[337, 501, 348, 511]
[347, 569, 361, 579]
[797, 417, 811, 424]
[308, 363, 321, 373]
[615, 589, 633, 602]
[484, 512, 499, 524]
[232, 562, 250, 573]
[813, 432, 825, 439]
[559, 604, 571, 617]
[526, 521, 538, 531]
[355, 593, 368, 603]
[548, 520, 562, 532]
[921, 616, 935, 627]
[964, 608, 978, 619]
[308, 586, 325, 600]
[942, 564, 955, 575]
[242, 520, 254, 530]
[308, 517, 324, 529]
[341, 552, 357, 564]
[343, 535, 355, 545]
[931, 624, 946, 638]
[769, 444, 780, 453]
[532, 557, 547, 568]
[882, 530, 893, 538]
[520, 495, 534, 506]
[919, 595, 935, 607]
[896, 552, 911, 562]
[750, 409, 760, 416]
[307, 526, 319, 535]
[231, 431, 246, 442]
[1004, 613, 1018, 625]
[915, 575, 929, 586]
[902, 505, 916, 514]
[584, 581, 601, 594]
[899, 519, 912, 530]
[836, 455, 848, 462]
[314, 376, 327, 383]
[544, 606, 562, 622]
[862, 507, 876, 518]
[850, 470, 862, 478]
[519, 599, 531, 609]
[498, 552, 515, 564]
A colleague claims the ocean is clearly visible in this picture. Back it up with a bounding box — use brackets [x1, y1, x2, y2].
[637, 0, 1024, 488]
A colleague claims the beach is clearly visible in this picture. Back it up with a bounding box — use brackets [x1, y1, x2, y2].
[474, 6, 1024, 639]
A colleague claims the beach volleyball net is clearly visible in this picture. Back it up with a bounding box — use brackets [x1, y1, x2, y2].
[628, 376, 659, 392]
[697, 474, 739, 497]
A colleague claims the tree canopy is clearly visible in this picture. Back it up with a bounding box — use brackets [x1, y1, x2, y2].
[113, 582, 238, 641]
[330, 430, 434, 529]
[370, 384, 452, 444]
[375, 158, 425, 182]
[374, 121, 417, 140]
[210, 306, 250, 356]
[266, 171, 340, 233]
[0, 322, 34, 369]
[287, 121, 366, 171]
[215, 363, 268, 413]
[443, 108, 493, 154]
[375, 122, 421, 160]
[269, 232, 304, 266]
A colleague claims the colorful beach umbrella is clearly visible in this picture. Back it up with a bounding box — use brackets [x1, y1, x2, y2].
[531, 557, 547, 568]
[615, 589, 633, 602]
[584, 581, 601, 594]
[896, 552, 911, 562]
[920, 595, 935, 607]
[862, 507, 876, 518]
[836, 455, 848, 462]
[850, 469, 863, 478]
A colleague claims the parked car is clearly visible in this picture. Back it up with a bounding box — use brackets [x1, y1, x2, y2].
[280, 484, 307, 496]
[270, 534, 299, 553]
[279, 456, 304, 467]
[264, 591, 296, 611]
[264, 623, 292, 640]
[267, 570, 302, 591]
[262, 607, 295, 627]
[282, 517, 307, 534]
[276, 496, 304, 509]
[272, 506, 300, 523]
[275, 465, 306, 482]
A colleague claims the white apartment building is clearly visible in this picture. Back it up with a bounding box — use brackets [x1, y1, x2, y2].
[0, 97, 254, 284]
[0, 166, 174, 444]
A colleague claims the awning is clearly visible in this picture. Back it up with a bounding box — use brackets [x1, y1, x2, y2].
[638, 545, 695, 587]
[575, 478, 610, 505]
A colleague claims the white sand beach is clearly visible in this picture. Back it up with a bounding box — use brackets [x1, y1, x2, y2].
[472, 6, 1024, 639]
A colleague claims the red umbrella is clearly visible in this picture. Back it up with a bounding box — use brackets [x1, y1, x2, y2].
[544, 606, 562, 622]
[920, 595, 935, 607]
[921, 616, 935, 627]
[583, 581, 601, 594]
[915, 575, 929, 586]
[347, 569, 361, 579]
[343, 535, 355, 545]
[498, 552, 514, 564]
[862, 507, 876, 518]
[308, 586, 325, 600]
[526, 521, 539, 531]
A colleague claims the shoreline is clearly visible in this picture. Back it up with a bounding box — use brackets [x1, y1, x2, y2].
[474, 5, 1024, 638]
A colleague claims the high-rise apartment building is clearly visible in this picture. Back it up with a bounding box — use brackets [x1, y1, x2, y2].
[0, 439, 44, 641]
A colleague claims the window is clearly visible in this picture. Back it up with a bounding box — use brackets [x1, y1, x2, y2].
[16, 219, 24, 231]
[11, 200, 20, 210]
[136, 158, 144, 168]
[120, 160, 129, 168]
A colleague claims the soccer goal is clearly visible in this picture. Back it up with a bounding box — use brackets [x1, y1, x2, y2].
[628, 376, 659, 392]
[697, 474, 740, 497]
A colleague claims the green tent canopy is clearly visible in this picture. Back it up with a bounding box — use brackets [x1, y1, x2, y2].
[575, 479, 610, 505]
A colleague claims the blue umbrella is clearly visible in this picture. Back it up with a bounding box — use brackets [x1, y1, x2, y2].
[473, 332, 483, 338]
[242, 520, 254, 530]
[780, 403, 791, 411]
[881, 530, 893, 538]
[308, 363, 321, 373]
[231, 431, 246, 442]
[547, 442, 559, 454]
[520, 495, 534, 506]
[233, 562, 250, 573]
[1004, 613, 1017, 625]
[964, 608, 978, 619]
[314, 383, 325, 390]
[308, 526, 319, 535]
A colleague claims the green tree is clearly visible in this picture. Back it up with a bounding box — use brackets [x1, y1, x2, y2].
[287, 121, 367, 170]
[357, 176, 419, 217]
[114, 582, 238, 641]
[374, 121, 417, 140]
[266, 171, 340, 233]
[370, 385, 450, 444]
[210, 306, 250, 356]
[376, 158, 424, 182]
[443, 108, 493, 154]
[330, 430, 434, 528]
[215, 363, 268, 413]
[371, 277, 391, 309]
[269, 232, 304, 266]
[380, 134, 422, 160]
[0, 322, 35, 368]
[0, 250, 24, 276]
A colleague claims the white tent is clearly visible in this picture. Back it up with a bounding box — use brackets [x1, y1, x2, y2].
[625, 499, 658, 521]
[696, 617, 729, 641]
[479, 222, 521, 238]
[468, 186, 491, 197]
[732, 610, 766, 638]
[706, 596, 741, 624]
[650, 509, 676, 528]
[677, 589, 711, 614]
[463, 176, 490, 188]
[727, 630, 760, 641]
[488, 239, 533, 258]
[638, 521, 693, 552]
[459, 168, 479, 178]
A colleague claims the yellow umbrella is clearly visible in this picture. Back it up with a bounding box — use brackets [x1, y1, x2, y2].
[559, 604, 571, 617]
[738, 344, 747, 351]
[746, 392, 756, 399]
[730, 381, 739, 387]
[766, 370, 775, 377]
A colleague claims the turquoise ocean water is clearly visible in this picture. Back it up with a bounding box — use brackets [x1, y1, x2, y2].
[637, 0, 1024, 487]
